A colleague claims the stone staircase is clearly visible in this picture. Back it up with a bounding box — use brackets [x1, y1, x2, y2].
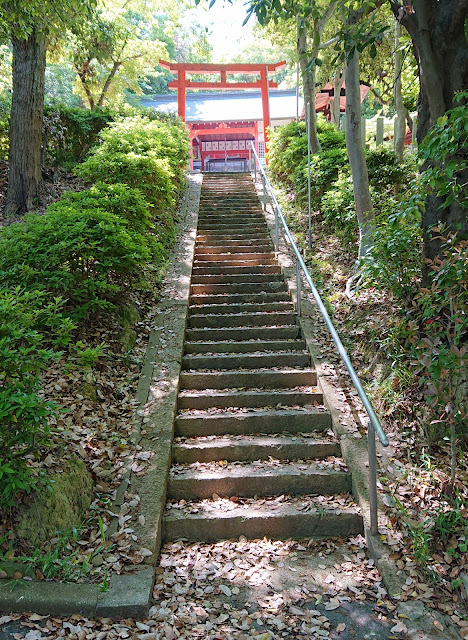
[162, 173, 363, 542]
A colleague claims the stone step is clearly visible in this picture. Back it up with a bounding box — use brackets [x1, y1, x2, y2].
[196, 239, 272, 247]
[197, 223, 267, 231]
[163, 500, 363, 542]
[193, 258, 277, 268]
[188, 302, 292, 315]
[195, 245, 271, 255]
[190, 274, 281, 285]
[172, 434, 341, 463]
[179, 368, 317, 390]
[188, 311, 297, 329]
[167, 461, 351, 500]
[182, 351, 310, 371]
[185, 325, 300, 342]
[184, 339, 307, 354]
[190, 282, 287, 295]
[178, 387, 322, 410]
[194, 252, 275, 262]
[175, 407, 328, 435]
[192, 265, 281, 275]
[196, 233, 267, 242]
[190, 292, 291, 305]
[198, 213, 265, 220]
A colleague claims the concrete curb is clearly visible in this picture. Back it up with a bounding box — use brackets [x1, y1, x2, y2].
[0, 174, 202, 620]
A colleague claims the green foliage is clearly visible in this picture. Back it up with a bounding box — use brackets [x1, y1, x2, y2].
[366, 147, 415, 192]
[420, 91, 468, 210]
[363, 181, 423, 301]
[320, 170, 358, 244]
[43, 105, 117, 167]
[0, 207, 151, 319]
[53, 182, 152, 233]
[0, 290, 74, 507]
[0, 92, 10, 160]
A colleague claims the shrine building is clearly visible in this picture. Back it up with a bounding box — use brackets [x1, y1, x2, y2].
[140, 61, 303, 171]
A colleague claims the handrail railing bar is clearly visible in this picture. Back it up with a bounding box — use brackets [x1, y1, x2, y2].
[250, 142, 388, 450]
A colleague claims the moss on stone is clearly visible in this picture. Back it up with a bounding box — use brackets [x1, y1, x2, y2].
[117, 301, 140, 328]
[117, 327, 137, 352]
[17, 456, 93, 547]
[80, 381, 98, 402]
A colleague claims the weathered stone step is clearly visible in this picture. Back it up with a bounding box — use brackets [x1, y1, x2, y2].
[193, 258, 277, 268]
[197, 223, 267, 231]
[190, 292, 290, 305]
[194, 252, 275, 263]
[188, 302, 291, 314]
[197, 233, 267, 242]
[185, 325, 300, 342]
[195, 245, 271, 255]
[179, 368, 317, 390]
[190, 281, 287, 295]
[175, 407, 328, 435]
[192, 265, 280, 275]
[182, 351, 310, 371]
[172, 434, 341, 463]
[178, 387, 322, 410]
[167, 461, 351, 500]
[163, 501, 363, 542]
[196, 239, 272, 248]
[198, 212, 264, 219]
[191, 274, 280, 285]
[188, 311, 296, 329]
[184, 339, 306, 354]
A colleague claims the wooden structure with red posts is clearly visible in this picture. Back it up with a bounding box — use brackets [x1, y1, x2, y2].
[159, 60, 286, 170]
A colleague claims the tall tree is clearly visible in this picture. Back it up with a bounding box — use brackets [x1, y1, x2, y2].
[0, 1, 96, 217]
[388, 0, 468, 264]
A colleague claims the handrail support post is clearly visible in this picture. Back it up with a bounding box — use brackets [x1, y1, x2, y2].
[262, 174, 267, 211]
[368, 423, 378, 536]
[296, 259, 301, 316]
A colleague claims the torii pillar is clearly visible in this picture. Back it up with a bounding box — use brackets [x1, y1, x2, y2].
[159, 61, 286, 155]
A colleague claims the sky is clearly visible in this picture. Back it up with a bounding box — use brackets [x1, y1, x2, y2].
[182, 0, 258, 60]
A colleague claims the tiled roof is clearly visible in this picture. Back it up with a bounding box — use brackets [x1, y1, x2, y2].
[140, 89, 303, 122]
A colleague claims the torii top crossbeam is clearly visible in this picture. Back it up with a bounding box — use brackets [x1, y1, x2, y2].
[159, 60, 286, 148]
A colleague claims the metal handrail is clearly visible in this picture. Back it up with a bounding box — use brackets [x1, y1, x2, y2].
[248, 143, 388, 536]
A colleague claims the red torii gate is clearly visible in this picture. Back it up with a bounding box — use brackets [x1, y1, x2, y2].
[159, 60, 286, 152]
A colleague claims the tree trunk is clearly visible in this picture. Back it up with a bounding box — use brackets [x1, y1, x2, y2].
[297, 17, 321, 153]
[345, 48, 374, 258]
[389, 0, 468, 266]
[331, 66, 344, 129]
[5, 30, 47, 217]
[393, 19, 406, 161]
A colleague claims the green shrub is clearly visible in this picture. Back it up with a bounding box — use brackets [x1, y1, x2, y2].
[295, 147, 349, 210]
[0, 289, 74, 507]
[53, 182, 152, 233]
[320, 171, 358, 244]
[94, 115, 189, 188]
[365, 147, 415, 192]
[76, 151, 176, 212]
[43, 105, 117, 167]
[362, 184, 423, 301]
[0, 93, 11, 160]
[0, 207, 151, 319]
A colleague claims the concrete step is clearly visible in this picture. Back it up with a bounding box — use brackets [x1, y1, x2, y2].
[195, 245, 271, 255]
[193, 258, 277, 268]
[185, 325, 300, 342]
[196, 238, 271, 246]
[197, 223, 267, 231]
[190, 292, 291, 304]
[188, 302, 292, 314]
[184, 339, 307, 354]
[163, 500, 363, 542]
[190, 282, 287, 295]
[192, 265, 281, 275]
[167, 461, 351, 500]
[196, 233, 268, 242]
[198, 213, 265, 220]
[188, 311, 297, 329]
[194, 252, 275, 262]
[175, 407, 330, 436]
[179, 368, 317, 390]
[172, 434, 341, 463]
[178, 387, 323, 410]
[182, 351, 310, 370]
[190, 274, 281, 285]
